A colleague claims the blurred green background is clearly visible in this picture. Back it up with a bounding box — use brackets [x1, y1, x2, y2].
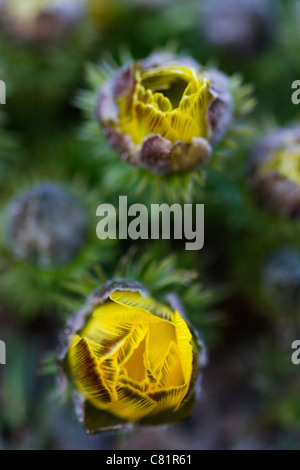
[0, 0, 300, 450]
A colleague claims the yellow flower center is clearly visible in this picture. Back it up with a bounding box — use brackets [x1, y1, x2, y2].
[260, 143, 300, 187]
[117, 63, 213, 146]
[68, 290, 193, 421]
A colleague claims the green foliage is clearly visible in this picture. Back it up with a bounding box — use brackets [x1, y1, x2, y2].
[1, 0, 300, 451]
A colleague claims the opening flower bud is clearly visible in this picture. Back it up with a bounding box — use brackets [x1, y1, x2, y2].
[6, 182, 88, 267]
[202, 0, 277, 57]
[97, 53, 233, 174]
[249, 126, 300, 218]
[262, 248, 300, 313]
[0, 0, 85, 44]
[59, 281, 204, 431]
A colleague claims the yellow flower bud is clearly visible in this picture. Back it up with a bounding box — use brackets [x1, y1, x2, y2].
[249, 126, 300, 218]
[97, 53, 233, 174]
[0, 0, 84, 43]
[60, 281, 204, 430]
[259, 144, 300, 187]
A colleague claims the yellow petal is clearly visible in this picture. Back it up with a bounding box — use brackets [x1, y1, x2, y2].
[99, 357, 119, 400]
[122, 334, 147, 382]
[81, 309, 134, 362]
[157, 341, 185, 388]
[93, 298, 163, 325]
[141, 65, 195, 96]
[118, 371, 150, 394]
[172, 311, 193, 385]
[145, 322, 176, 379]
[260, 145, 300, 186]
[148, 384, 189, 414]
[134, 102, 176, 143]
[108, 384, 157, 421]
[116, 324, 148, 366]
[136, 84, 154, 106]
[182, 80, 199, 98]
[110, 290, 174, 321]
[68, 335, 113, 408]
[83, 303, 159, 367]
[153, 92, 173, 113]
[117, 62, 212, 145]
[167, 110, 199, 143]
